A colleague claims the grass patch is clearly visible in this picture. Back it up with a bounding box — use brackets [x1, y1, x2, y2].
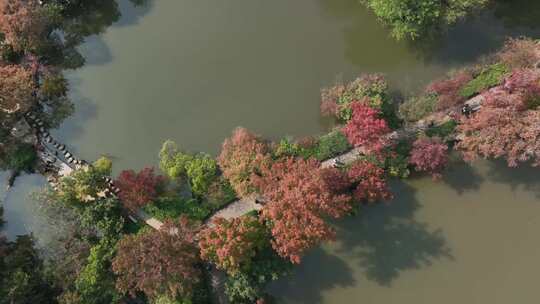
[143, 197, 212, 222]
[459, 63, 509, 98]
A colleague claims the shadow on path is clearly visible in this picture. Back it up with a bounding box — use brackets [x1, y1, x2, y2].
[441, 158, 485, 195]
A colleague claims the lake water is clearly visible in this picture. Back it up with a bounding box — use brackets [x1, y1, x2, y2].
[2, 0, 540, 302]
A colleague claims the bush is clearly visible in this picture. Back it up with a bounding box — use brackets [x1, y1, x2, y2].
[313, 130, 351, 160]
[321, 74, 392, 121]
[143, 197, 211, 222]
[425, 120, 458, 139]
[384, 140, 412, 178]
[273, 138, 302, 159]
[460, 63, 509, 98]
[4, 143, 36, 172]
[409, 137, 449, 179]
[41, 72, 68, 99]
[399, 93, 438, 122]
[428, 70, 474, 109]
[203, 177, 237, 210]
[224, 247, 291, 304]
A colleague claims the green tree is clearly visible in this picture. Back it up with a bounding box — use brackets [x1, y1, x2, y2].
[224, 247, 291, 304]
[159, 140, 194, 179]
[363, 0, 488, 40]
[74, 238, 121, 304]
[0, 235, 59, 304]
[159, 140, 218, 197]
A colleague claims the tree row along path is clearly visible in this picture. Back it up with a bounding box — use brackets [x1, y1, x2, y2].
[23, 91, 483, 231]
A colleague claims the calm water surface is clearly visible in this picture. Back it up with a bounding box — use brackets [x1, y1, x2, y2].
[2, 1, 540, 302]
[269, 159, 540, 304]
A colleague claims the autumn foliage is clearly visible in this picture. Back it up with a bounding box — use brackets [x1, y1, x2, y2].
[409, 137, 449, 179]
[497, 38, 540, 69]
[255, 157, 351, 264]
[347, 159, 393, 202]
[427, 70, 473, 109]
[0, 64, 34, 113]
[0, 0, 47, 52]
[457, 86, 540, 167]
[114, 167, 164, 211]
[199, 216, 267, 274]
[112, 218, 200, 300]
[342, 101, 390, 152]
[218, 127, 271, 197]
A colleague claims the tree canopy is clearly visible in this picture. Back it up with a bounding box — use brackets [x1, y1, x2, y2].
[112, 217, 201, 301]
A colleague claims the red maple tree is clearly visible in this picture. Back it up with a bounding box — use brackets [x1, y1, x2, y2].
[198, 216, 267, 274]
[342, 101, 390, 153]
[457, 87, 540, 167]
[218, 127, 271, 197]
[427, 70, 473, 109]
[114, 167, 164, 211]
[112, 217, 200, 300]
[255, 157, 351, 264]
[409, 137, 449, 179]
[347, 159, 393, 202]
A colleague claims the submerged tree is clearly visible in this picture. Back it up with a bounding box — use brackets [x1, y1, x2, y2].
[255, 157, 351, 264]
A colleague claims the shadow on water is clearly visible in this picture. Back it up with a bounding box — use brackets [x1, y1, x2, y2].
[271, 181, 452, 303]
[441, 158, 485, 195]
[115, 0, 155, 28]
[269, 247, 355, 304]
[334, 181, 453, 286]
[486, 159, 540, 198]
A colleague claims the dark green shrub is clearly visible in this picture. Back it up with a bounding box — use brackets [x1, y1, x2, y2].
[203, 177, 237, 210]
[313, 130, 351, 161]
[224, 247, 291, 304]
[385, 140, 412, 178]
[273, 138, 301, 159]
[143, 197, 211, 222]
[425, 120, 458, 139]
[5, 143, 37, 172]
[460, 63, 509, 98]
